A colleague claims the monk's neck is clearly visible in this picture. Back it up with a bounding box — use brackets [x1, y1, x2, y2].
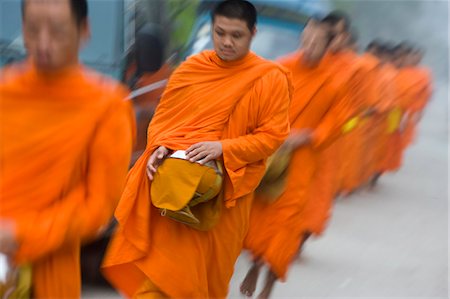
[211, 51, 254, 68]
[295, 51, 319, 69]
[299, 59, 320, 69]
[29, 61, 83, 83]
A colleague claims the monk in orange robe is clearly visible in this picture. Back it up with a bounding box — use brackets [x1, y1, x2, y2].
[365, 43, 398, 187]
[343, 45, 384, 192]
[0, 0, 135, 297]
[240, 19, 352, 299]
[318, 13, 370, 196]
[302, 28, 376, 237]
[101, 1, 291, 298]
[379, 45, 404, 173]
[399, 49, 433, 150]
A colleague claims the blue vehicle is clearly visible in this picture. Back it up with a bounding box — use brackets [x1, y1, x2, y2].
[181, 0, 330, 61]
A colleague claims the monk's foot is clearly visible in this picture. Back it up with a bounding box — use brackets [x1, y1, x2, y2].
[240, 261, 262, 297]
[296, 231, 312, 258]
[256, 270, 277, 299]
[369, 172, 382, 189]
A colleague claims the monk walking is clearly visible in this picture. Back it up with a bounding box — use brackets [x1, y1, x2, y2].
[0, 0, 135, 297]
[241, 18, 351, 299]
[102, 1, 292, 298]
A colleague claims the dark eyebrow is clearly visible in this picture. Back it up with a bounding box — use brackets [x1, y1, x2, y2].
[214, 25, 244, 35]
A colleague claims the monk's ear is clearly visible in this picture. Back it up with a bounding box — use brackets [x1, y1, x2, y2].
[251, 26, 257, 37]
[79, 19, 91, 48]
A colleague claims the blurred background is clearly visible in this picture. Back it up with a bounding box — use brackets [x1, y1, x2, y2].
[0, 0, 448, 297]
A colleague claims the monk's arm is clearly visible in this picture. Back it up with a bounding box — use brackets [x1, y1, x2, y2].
[14, 98, 135, 263]
[76, 99, 135, 241]
[221, 71, 290, 168]
[311, 87, 354, 150]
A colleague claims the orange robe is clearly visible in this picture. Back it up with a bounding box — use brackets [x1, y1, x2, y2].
[369, 64, 397, 176]
[101, 50, 291, 298]
[380, 64, 402, 172]
[351, 53, 383, 186]
[244, 51, 351, 280]
[398, 67, 433, 149]
[332, 52, 380, 193]
[302, 50, 365, 234]
[0, 62, 135, 298]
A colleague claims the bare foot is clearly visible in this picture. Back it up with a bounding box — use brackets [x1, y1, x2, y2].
[256, 270, 277, 299]
[369, 172, 382, 189]
[295, 231, 312, 259]
[240, 260, 262, 297]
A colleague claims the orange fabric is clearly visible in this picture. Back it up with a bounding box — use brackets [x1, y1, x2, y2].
[133, 279, 169, 299]
[131, 64, 172, 163]
[334, 53, 381, 192]
[398, 67, 433, 149]
[364, 63, 397, 174]
[244, 51, 351, 280]
[379, 65, 402, 172]
[0, 62, 135, 298]
[302, 145, 335, 236]
[102, 50, 291, 298]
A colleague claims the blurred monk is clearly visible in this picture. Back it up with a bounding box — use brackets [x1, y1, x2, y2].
[241, 18, 350, 299]
[399, 48, 433, 150]
[101, 1, 291, 298]
[0, 0, 135, 297]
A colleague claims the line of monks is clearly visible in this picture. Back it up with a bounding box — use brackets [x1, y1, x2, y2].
[240, 14, 433, 299]
[0, 0, 432, 298]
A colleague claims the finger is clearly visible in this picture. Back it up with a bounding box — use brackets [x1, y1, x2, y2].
[199, 154, 213, 164]
[149, 166, 152, 178]
[146, 165, 155, 180]
[186, 143, 203, 154]
[186, 146, 204, 159]
[148, 152, 157, 165]
[189, 151, 208, 162]
[149, 163, 157, 173]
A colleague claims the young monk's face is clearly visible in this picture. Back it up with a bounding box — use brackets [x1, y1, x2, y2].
[301, 25, 329, 65]
[326, 20, 349, 53]
[212, 15, 256, 61]
[22, 0, 89, 72]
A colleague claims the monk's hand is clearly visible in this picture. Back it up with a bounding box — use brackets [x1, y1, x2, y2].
[186, 141, 222, 164]
[147, 146, 169, 181]
[412, 111, 422, 124]
[399, 113, 409, 133]
[0, 220, 17, 256]
[282, 129, 313, 150]
[363, 107, 376, 117]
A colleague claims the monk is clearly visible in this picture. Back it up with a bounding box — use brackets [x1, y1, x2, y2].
[368, 44, 402, 184]
[0, 0, 135, 297]
[301, 27, 379, 239]
[380, 44, 416, 172]
[319, 11, 363, 196]
[399, 49, 433, 150]
[377, 44, 404, 174]
[101, 1, 291, 298]
[241, 19, 352, 299]
[343, 39, 384, 191]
